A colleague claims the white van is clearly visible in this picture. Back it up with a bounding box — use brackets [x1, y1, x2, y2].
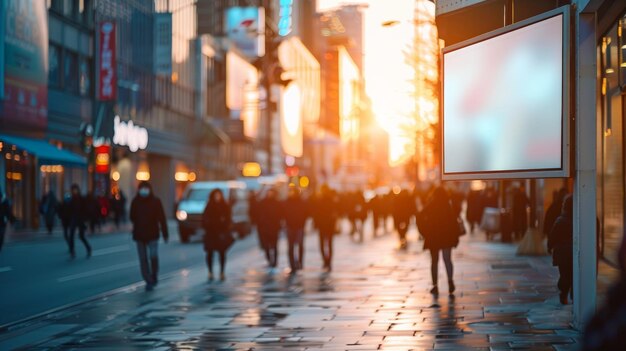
[175, 181, 251, 243]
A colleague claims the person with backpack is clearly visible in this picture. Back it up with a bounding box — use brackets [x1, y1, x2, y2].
[129, 181, 169, 290]
[202, 189, 233, 281]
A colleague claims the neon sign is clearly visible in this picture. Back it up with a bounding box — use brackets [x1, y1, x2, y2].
[278, 0, 293, 36]
[113, 116, 148, 152]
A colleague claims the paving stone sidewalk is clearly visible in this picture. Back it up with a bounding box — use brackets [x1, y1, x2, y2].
[0, 223, 581, 350]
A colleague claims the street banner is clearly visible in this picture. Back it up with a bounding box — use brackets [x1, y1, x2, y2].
[154, 13, 172, 76]
[224, 7, 265, 57]
[1, 0, 48, 131]
[98, 22, 117, 101]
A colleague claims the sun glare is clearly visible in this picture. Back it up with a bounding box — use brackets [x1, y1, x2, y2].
[318, 0, 438, 167]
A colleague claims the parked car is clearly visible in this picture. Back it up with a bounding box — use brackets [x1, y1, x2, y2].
[175, 181, 251, 243]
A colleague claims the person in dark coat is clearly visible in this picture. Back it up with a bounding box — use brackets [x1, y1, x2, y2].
[543, 189, 567, 237]
[85, 192, 100, 233]
[466, 189, 483, 234]
[130, 181, 168, 290]
[283, 187, 308, 273]
[39, 190, 58, 234]
[68, 184, 92, 258]
[393, 189, 416, 250]
[583, 236, 626, 350]
[202, 189, 233, 281]
[512, 185, 530, 240]
[0, 190, 16, 252]
[111, 189, 126, 228]
[57, 192, 72, 248]
[312, 185, 338, 271]
[256, 189, 283, 269]
[369, 194, 385, 236]
[419, 185, 459, 295]
[547, 194, 573, 305]
[348, 191, 367, 242]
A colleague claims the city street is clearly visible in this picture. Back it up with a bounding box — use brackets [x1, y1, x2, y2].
[0, 222, 256, 326]
[0, 220, 581, 350]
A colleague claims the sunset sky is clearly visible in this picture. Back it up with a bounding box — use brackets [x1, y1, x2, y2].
[317, 0, 417, 165]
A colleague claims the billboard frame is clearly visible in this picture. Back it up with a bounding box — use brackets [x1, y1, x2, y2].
[440, 6, 571, 181]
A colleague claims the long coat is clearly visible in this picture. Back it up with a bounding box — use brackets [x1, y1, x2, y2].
[419, 189, 459, 251]
[312, 193, 338, 237]
[130, 195, 169, 243]
[202, 201, 233, 251]
[256, 197, 283, 247]
[547, 213, 572, 267]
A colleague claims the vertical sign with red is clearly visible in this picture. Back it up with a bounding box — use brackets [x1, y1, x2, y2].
[94, 144, 111, 174]
[98, 22, 116, 101]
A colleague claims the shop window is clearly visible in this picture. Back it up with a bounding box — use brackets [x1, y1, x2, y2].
[600, 21, 625, 266]
[64, 51, 78, 93]
[619, 17, 626, 90]
[49, 44, 61, 88]
[79, 57, 91, 97]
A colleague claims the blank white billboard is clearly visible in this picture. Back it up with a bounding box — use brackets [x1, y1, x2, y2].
[442, 8, 569, 180]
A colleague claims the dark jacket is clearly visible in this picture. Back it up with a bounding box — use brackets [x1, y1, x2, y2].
[393, 191, 416, 225]
[547, 213, 572, 267]
[312, 193, 338, 236]
[583, 277, 626, 350]
[202, 200, 232, 251]
[0, 198, 15, 227]
[256, 197, 283, 234]
[69, 194, 87, 225]
[419, 187, 459, 251]
[57, 197, 72, 227]
[283, 196, 309, 230]
[130, 194, 168, 243]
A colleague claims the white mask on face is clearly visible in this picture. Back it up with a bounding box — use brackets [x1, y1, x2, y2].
[139, 188, 150, 197]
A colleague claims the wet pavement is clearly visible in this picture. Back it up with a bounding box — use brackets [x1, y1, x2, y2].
[0, 222, 581, 350]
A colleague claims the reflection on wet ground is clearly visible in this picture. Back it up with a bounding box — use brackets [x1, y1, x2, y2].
[0, 228, 580, 350]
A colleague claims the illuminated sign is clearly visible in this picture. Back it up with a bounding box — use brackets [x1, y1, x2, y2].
[95, 144, 111, 174]
[242, 162, 262, 177]
[278, 0, 294, 36]
[113, 116, 148, 152]
[224, 7, 265, 57]
[98, 22, 116, 101]
[280, 83, 303, 157]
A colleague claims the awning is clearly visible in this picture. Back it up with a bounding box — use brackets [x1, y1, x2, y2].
[0, 134, 87, 167]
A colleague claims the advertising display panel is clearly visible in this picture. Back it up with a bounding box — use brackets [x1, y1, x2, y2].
[224, 7, 265, 58]
[441, 7, 570, 180]
[1, 0, 48, 130]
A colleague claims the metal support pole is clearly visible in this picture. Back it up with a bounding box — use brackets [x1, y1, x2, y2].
[573, 11, 597, 330]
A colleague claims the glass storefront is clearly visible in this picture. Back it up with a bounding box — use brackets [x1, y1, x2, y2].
[598, 14, 626, 266]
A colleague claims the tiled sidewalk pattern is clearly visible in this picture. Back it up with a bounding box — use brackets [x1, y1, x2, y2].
[0, 223, 580, 350]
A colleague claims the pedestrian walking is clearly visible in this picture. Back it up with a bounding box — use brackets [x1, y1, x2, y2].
[283, 187, 309, 273]
[547, 194, 573, 305]
[111, 189, 126, 228]
[418, 186, 460, 295]
[129, 181, 169, 290]
[393, 189, 416, 250]
[0, 190, 15, 252]
[85, 192, 100, 233]
[57, 193, 72, 248]
[39, 190, 58, 234]
[312, 185, 338, 271]
[348, 191, 367, 242]
[202, 189, 234, 281]
[256, 189, 283, 269]
[512, 185, 530, 240]
[543, 188, 567, 237]
[67, 184, 92, 258]
[466, 189, 482, 234]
